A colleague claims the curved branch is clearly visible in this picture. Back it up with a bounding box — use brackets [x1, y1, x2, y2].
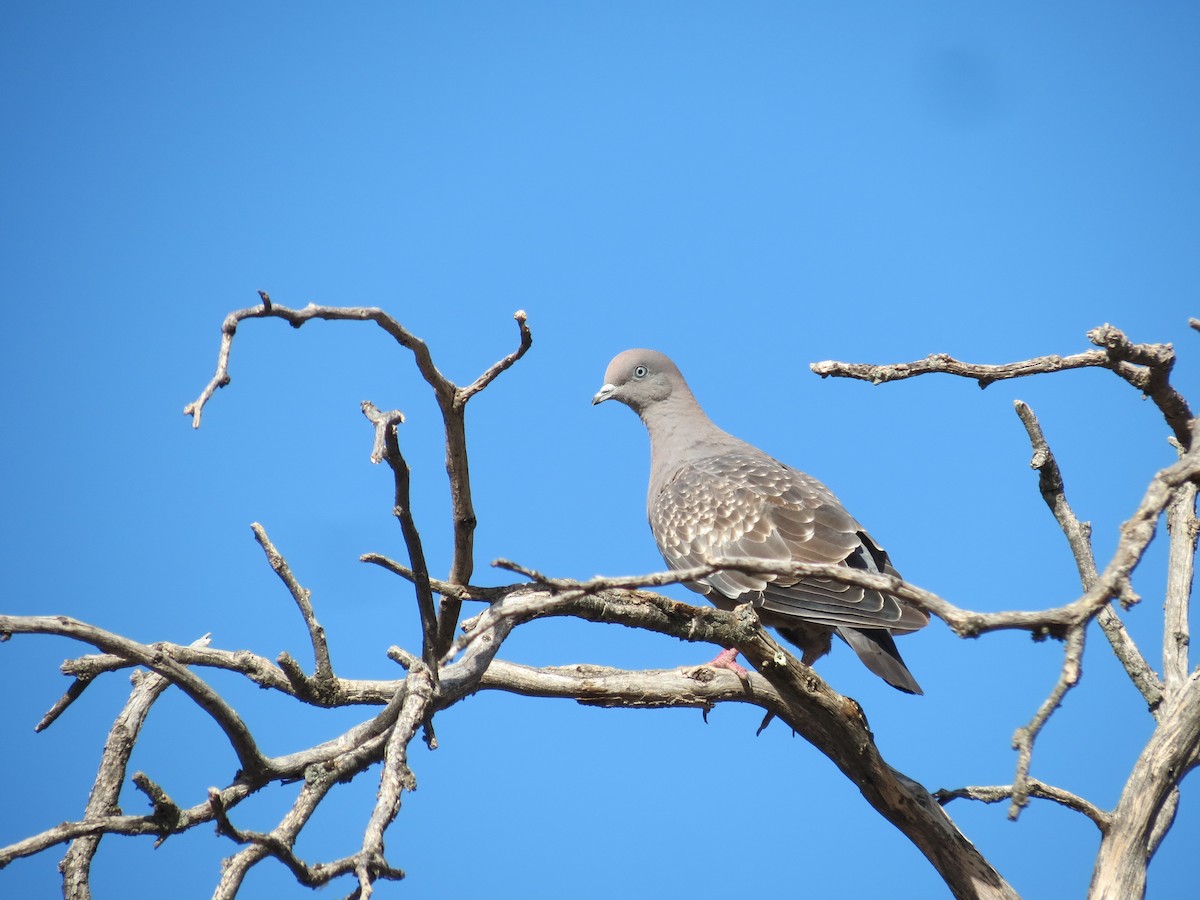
[457, 309, 533, 404]
[0, 616, 271, 779]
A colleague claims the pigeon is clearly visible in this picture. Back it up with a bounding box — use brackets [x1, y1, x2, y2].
[592, 348, 927, 694]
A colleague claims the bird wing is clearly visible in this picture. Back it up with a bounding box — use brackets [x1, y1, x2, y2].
[650, 453, 928, 633]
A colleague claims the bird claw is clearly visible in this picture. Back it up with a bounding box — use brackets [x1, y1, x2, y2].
[703, 647, 748, 675]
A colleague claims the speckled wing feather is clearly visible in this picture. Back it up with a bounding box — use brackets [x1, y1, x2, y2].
[650, 453, 928, 633]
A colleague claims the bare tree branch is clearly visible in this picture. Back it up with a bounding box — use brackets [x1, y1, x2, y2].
[130, 772, 181, 846]
[935, 781, 1111, 832]
[251, 524, 335, 693]
[210, 736, 403, 897]
[0, 617, 270, 778]
[1086, 324, 1193, 448]
[1014, 401, 1163, 710]
[1009, 626, 1086, 819]
[477, 658, 785, 714]
[1163, 459, 1196, 694]
[1090, 672, 1200, 897]
[355, 664, 433, 898]
[0, 783, 256, 871]
[35, 675, 99, 733]
[433, 310, 532, 653]
[451, 586, 1020, 896]
[812, 323, 1193, 447]
[457, 308, 532, 404]
[486, 437, 1197, 642]
[361, 401, 440, 672]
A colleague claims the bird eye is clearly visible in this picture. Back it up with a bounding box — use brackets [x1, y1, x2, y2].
[633, 365, 648, 378]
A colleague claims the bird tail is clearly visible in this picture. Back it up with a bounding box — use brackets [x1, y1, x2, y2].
[837, 627, 924, 695]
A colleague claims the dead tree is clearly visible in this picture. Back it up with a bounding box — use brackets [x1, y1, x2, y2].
[0, 297, 1195, 898]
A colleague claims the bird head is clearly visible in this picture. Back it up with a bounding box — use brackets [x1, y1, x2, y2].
[592, 349, 684, 413]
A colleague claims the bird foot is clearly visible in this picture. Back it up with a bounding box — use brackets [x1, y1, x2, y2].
[703, 647, 748, 675]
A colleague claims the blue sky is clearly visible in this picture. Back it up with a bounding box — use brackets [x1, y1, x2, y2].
[1, 3, 1197, 897]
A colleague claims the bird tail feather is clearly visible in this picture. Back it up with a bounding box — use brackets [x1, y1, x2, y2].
[837, 626, 924, 695]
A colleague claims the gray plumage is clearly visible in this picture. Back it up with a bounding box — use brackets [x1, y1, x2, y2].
[592, 348, 927, 694]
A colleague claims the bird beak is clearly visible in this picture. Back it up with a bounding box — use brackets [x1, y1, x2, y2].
[592, 383, 616, 406]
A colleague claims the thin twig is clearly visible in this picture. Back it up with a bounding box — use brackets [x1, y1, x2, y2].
[251, 524, 335, 689]
[935, 781, 1111, 832]
[1, 783, 255, 871]
[36, 676, 94, 733]
[131, 772, 181, 846]
[1009, 627, 1086, 819]
[812, 347, 1119, 388]
[457, 309, 533, 404]
[360, 553, 506, 601]
[811, 323, 1193, 448]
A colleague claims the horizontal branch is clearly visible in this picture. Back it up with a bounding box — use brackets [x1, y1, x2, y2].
[58, 641, 397, 707]
[478, 658, 787, 715]
[183, 296, 456, 429]
[0, 783, 255, 870]
[811, 323, 1194, 448]
[811, 347, 1119, 388]
[935, 781, 1111, 832]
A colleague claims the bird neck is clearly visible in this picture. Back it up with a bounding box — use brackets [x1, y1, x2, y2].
[643, 394, 738, 494]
